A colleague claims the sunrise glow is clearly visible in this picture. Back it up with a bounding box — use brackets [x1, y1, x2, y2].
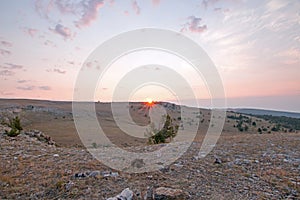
[0, 1, 299, 111]
[144, 98, 154, 107]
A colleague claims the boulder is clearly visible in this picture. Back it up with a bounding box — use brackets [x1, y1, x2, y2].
[107, 188, 133, 200]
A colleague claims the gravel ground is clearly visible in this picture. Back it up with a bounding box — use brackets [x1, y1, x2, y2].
[1, 128, 299, 200]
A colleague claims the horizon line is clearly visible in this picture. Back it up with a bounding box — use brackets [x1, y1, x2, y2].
[1, 97, 299, 114]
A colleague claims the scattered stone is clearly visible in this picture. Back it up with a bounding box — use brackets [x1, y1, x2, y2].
[89, 170, 101, 177]
[65, 180, 74, 191]
[24, 130, 56, 145]
[159, 166, 170, 173]
[154, 187, 188, 200]
[111, 172, 119, 177]
[102, 171, 119, 178]
[214, 157, 222, 164]
[107, 188, 133, 200]
[53, 154, 59, 157]
[74, 171, 119, 179]
[233, 158, 251, 166]
[131, 159, 145, 168]
[144, 186, 154, 200]
[74, 172, 87, 178]
[193, 156, 199, 160]
[173, 163, 183, 168]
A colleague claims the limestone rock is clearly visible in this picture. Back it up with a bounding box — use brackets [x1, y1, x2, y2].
[107, 188, 133, 200]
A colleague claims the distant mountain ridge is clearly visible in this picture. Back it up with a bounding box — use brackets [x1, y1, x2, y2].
[229, 108, 300, 119]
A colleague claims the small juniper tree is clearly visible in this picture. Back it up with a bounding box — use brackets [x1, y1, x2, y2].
[258, 128, 262, 134]
[5, 116, 23, 137]
[147, 114, 179, 144]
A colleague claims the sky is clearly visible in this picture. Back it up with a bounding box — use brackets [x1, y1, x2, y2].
[0, 0, 299, 112]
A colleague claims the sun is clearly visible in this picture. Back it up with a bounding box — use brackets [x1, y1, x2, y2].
[145, 98, 154, 107]
[146, 98, 153, 104]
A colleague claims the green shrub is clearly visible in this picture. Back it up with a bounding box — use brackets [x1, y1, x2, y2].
[147, 114, 179, 144]
[6, 128, 20, 137]
[5, 116, 23, 137]
[258, 128, 262, 134]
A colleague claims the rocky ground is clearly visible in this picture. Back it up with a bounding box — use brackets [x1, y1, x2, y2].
[0, 99, 299, 199]
[1, 126, 299, 199]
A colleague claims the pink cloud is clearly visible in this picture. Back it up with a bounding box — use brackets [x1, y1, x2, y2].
[0, 49, 11, 56]
[181, 16, 207, 33]
[0, 41, 12, 47]
[50, 24, 73, 40]
[0, 70, 15, 76]
[75, 0, 105, 28]
[132, 0, 140, 15]
[55, 0, 78, 15]
[106, 0, 114, 6]
[34, 0, 55, 19]
[152, 0, 161, 6]
[23, 28, 39, 37]
[85, 61, 93, 68]
[34, 0, 105, 30]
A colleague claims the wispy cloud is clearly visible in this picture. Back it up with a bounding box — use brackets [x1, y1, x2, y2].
[68, 61, 75, 65]
[75, 0, 105, 28]
[132, 0, 141, 15]
[201, 0, 220, 9]
[84, 60, 100, 69]
[266, 0, 289, 12]
[34, 0, 54, 19]
[0, 41, 12, 47]
[107, 0, 114, 6]
[277, 48, 300, 65]
[44, 40, 56, 47]
[35, 0, 105, 29]
[16, 85, 51, 91]
[0, 63, 24, 77]
[50, 24, 74, 40]
[0, 49, 11, 56]
[16, 86, 35, 91]
[0, 91, 14, 96]
[39, 86, 51, 90]
[17, 80, 30, 83]
[152, 0, 160, 6]
[23, 27, 39, 37]
[2, 63, 24, 70]
[181, 16, 207, 33]
[53, 68, 66, 74]
[55, 0, 79, 15]
[0, 70, 15, 76]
